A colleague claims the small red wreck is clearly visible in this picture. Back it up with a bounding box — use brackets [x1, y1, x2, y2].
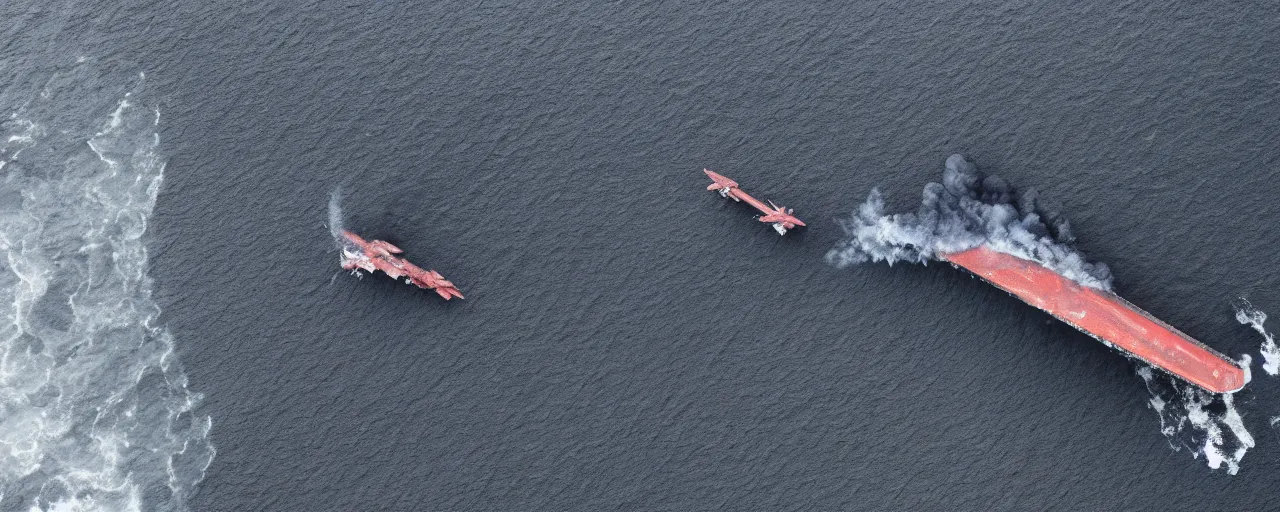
[339, 230, 464, 300]
[704, 169, 806, 235]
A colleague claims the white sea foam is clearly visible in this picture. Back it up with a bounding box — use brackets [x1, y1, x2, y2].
[1137, 357, 1255, 475]
[1234, 299, 1278, 376]
[0, 74, 213, 510]
[1132, 285, 1280, 477]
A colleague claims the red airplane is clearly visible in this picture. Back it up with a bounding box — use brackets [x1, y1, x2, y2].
[338, 230, 464, 300]
[704, 169, 806, 235]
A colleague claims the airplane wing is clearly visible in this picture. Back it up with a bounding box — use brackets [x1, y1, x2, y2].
[702, 169, 805, 235]
[759, 201, 805, 235]
[703, 169, 741, 200]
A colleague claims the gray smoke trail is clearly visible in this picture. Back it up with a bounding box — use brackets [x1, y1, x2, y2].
[826, 154, 1113, 290]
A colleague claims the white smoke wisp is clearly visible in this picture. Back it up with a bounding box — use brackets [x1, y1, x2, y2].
[327, 189, 368, 277]
[1233, 299, 1278, 376]
[826, 154, 1113, 290]
[1137, 359, 1255, 475]
[328, 188, 348, 246]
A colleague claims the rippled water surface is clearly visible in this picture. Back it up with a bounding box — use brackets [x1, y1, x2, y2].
[4, 1, 1279, 510]
[0, 65, 212, 511]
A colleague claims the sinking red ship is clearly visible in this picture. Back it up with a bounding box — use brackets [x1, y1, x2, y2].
[941, 246, 1244, 393]
[704, 169, 806, 235]
[339, 230, 464, 300]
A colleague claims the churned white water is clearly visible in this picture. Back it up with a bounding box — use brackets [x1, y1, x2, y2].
[1235, 299, 1279, 376]
[1134, 300, 1280, 475]
[1137, 357, 1254, 475]
[0, 70, 213, 511]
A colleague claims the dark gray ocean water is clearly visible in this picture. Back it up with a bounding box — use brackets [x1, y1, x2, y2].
[4, 1, 1280, 510]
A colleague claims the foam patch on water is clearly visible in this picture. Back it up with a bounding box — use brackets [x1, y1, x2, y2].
[1137, 357, 1255, 475]
[1234, 299, 1278, 376]
[0, 69, 213, 511]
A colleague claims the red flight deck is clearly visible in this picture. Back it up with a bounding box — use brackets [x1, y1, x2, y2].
[942, 246, 1245, 393]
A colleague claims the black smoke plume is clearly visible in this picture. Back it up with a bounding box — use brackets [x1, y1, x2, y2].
[826, 154, 1113, 290]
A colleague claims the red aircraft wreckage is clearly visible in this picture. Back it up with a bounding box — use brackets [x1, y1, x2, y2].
[704, 169, 806, 235]
[941, 246, 1245, 393]
[339, 230, 464, 300]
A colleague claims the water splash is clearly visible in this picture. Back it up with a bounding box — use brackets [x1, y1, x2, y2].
[1234, 299, 1278, 376]
[0, 67, 213, 511]
[1137, 358, 1254, 475]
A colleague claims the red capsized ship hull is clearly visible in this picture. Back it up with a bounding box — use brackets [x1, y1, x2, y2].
[339, 230, 464, 300]
[941, 246, 1245, 393]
